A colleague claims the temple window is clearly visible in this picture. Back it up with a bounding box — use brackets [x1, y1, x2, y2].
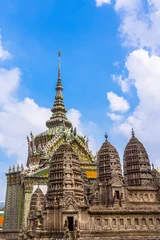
[135, 218, 139, 225]
[112, 219, 116, 225]
[149, 218, 153, 225]
[142, 218, 146, 225]
[120, 219, 124, 225]
[96, 218, 101, 226]
[127, 219, 131, 225]
[104, 219, 108, 225]
[156, 218, 160, 225]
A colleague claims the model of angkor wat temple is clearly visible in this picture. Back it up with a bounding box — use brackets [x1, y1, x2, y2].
[1, 52, 160, 240]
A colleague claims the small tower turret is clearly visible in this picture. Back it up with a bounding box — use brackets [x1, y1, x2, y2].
[123, 129, 152, 186]
[97, 134, 124, 206]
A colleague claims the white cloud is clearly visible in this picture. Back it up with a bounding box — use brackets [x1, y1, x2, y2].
[107, 112, 122, 121]
[0, 68, 20, 104]
[112, 74, 131, 93]
[0, 33, 11, 60]
[96, 0, 111, 7]
[0, 73, 51, 162]
[115, 0, 140, 11]
[115, 0, 160, 53]
[114, 49, 160, 165]
[117, 49, 160, 137]
[107, 91, 130, 112]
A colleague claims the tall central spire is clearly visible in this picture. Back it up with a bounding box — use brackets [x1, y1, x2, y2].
[46, 52, 72, 129]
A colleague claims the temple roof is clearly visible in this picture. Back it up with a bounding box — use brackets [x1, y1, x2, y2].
[26, 52, 97, 179]
[124, 134, 148, 158]
[98, 134, 119, 155]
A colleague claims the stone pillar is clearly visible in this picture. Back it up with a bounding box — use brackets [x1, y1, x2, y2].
[3, 174, 12, 229]
[23, 181, 33, 228]
[4, 168, 22, 230]
[18, 185, 25, 229]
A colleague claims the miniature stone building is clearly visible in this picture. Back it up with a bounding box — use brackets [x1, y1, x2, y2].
[1, 52, 160, 240]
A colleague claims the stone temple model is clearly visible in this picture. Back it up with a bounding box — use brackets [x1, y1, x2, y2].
[1, 53, 160, 240]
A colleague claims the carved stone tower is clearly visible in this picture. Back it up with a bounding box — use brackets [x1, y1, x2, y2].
[47, 143, 84, 205]
[97, 134, 124, 206]
[44, 142, 84, 233]
[123, 129, 153, 186]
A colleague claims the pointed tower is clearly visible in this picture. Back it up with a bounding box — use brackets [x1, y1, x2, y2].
[45, 143, 84, 231]
[46, 51, 72, 129]
[47, 143, 84, 204]
[123, 129, 152, 186]
[98, 133, 123, 185]
[97, 134, 124, 206]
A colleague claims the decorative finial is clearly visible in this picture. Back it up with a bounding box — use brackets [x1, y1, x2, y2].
[73, 127, 77, 137]
[12, 165, 15, 172]
[27, 136, 30, 142]
[152, 163, 154, 169]
[9, 166, 11, 173]
[30, 131, 33, 139]
[58, 50, 61, 80]
[86, 138, 89, 147]
[62, 121, 65, 133]
[131, 128, 135, 137]
[105, 132, 108, 141]
[70, 126, 73, 134]
[17, 164, 20, 172]
[58, 50, 61, 57]
[21, 163, 24, 171]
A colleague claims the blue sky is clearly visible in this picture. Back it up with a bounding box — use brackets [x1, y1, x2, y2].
[0, 0, 160, 200]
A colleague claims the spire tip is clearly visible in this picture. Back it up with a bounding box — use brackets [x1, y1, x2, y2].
[58, 50, 61, 80]
[58, 50, 61, 57]
[131, 128, 135, 137]
[105, 132, 108, 141]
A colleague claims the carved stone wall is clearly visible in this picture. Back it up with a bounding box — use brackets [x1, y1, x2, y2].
[88, 213, 160, 231]
[3, 171, 21, 230]
[22, 181, 33, 228]
[127, 189, 158, 204]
